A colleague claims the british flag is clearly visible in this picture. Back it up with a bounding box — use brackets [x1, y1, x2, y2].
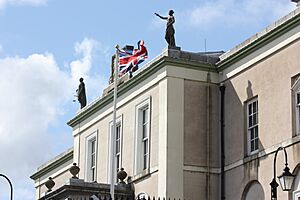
[118, 40, 148, 76]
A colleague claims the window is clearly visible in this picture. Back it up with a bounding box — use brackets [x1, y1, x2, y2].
[296, 92, 300, 135]
[142, 107, 149, 170]
[85, 132, 98, 182]
[135, 98, 151, 174]
[115, 123, 122, 173]
[108, 116, 123, 183]
[292, 76, 300, 136]
[247, 98, 259, 154]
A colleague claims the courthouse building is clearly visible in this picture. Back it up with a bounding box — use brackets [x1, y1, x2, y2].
[31, 2, 300, 200]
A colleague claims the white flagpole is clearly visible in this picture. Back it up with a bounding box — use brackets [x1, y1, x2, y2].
[110, 44, 119, 200]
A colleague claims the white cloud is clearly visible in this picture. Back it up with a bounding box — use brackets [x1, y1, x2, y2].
[70, 37, 111, 101]
[0, 0, 47, 9]
[0, 53, 72, 200]
[70, 38, 97, 82]
[0, 37, 110, 200]
[0, 54, 70, 191]
[184, 0, 294, 29]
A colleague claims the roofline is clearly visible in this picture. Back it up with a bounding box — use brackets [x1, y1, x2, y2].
[30, 148, 73, 180]
[217, 7, 300, 70]
[67, 56, 216, 127]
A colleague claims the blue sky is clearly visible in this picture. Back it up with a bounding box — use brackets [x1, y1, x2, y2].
[0, 0, 296, 199]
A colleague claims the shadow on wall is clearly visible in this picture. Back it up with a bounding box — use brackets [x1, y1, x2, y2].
[223, 79, 266, 198]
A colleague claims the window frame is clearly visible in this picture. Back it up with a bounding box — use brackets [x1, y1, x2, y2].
[134, 97, 151, 175]
[295, 91, 300, 136]
[247, 98, 259, 155]
[292, 76, 300, 136]
[108, 115, 123, 183]
[296, 92, 300, 135]
[85, 131, 98, 182]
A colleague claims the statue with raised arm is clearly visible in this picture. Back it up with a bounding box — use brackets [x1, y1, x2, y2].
[155, 10, 176, 47]
[77, 77, 87, 109]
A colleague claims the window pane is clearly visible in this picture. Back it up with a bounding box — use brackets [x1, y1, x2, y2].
[253, 114, 257, 125]
[254, 127, 258, 138]
[143, 108, 148, 123]
[143, 124, 148, 138]
[91, 140, 95, 153]
[143, 154, 148, 170]
[253, 102, 257, 113]
[143, 140, 148, 154]
[92, 168, 95, 181]
[248, 104, 252, 115]
[254, 138, 259, 150]
[250, 129, 255, 139]
[116, 140, 120, 153]
[116, 155, 120, 170]
[91, 154, 95, 167]
[116, 125, 120, 139]
[297, 93, 300, 104]
[251, 140, 254, 152]
[249, 116, 253, 127]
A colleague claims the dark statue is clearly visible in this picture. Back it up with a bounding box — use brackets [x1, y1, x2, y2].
[77, 77, 87, 109]
[155, 10, 176, 46]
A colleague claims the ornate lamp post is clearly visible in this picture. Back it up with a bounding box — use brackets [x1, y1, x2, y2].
[0, 173, 13, 200]
[270, 147, 295, 200]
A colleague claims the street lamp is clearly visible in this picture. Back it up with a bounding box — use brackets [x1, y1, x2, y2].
[0, 173, 13, 200]
[270, 147, 295, 199]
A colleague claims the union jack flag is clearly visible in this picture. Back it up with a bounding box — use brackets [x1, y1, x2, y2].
[118, 40, 148, 76]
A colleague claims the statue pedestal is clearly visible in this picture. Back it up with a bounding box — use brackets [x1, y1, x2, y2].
[163, 45, 181, 59]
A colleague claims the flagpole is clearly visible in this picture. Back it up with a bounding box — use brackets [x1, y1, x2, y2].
[110, 44, 119, 200]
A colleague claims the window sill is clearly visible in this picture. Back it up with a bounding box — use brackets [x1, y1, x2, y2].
[130, 167, 158, 183]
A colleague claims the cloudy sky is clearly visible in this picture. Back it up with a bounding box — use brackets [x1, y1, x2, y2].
[0, 0, 296, 199]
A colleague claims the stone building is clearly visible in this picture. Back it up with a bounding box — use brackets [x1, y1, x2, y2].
[31, 2, 300, 200]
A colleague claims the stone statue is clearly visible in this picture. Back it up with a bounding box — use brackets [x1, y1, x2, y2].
[77, 77, 87, 109]
[155, 10, 176, 46]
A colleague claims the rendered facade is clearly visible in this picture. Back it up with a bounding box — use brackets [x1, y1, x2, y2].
[31, 3, 300, 200]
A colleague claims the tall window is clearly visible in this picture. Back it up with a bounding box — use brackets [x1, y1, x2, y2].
[296, 92, 300, 135]
[135, 98, 151, 174]
[86, 132, 98, 182]
[247, 98, 259, 154]
[292, 76, 300, 136]
[108, 117, 122, 183]
[90, 139, 96, 181]
[142, 107, 149, 170]
[115, 123, 122, 173]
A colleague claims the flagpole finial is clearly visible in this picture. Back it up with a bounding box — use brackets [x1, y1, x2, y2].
[115, 44, 119, 49]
